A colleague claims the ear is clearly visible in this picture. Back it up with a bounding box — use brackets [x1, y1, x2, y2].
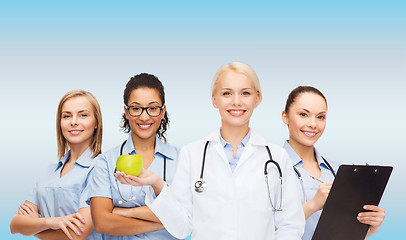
[212, 94, 218, 109]
[254, 91, 260, 108]
[281, 111, 289, 125]
[124, 105, 129, 119]
[161, 105, 167, 116]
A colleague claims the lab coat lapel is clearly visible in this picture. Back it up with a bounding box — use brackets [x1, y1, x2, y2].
[234, 129, 267, 172]
[213, 141, 230, 168]
[235, 144, 255, 171]
[203, 129, 232, 171]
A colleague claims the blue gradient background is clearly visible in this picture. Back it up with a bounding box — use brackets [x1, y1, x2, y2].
[1, 1, 404, 239]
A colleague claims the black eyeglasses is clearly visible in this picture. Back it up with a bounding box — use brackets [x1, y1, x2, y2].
[126, 105, 163, 117]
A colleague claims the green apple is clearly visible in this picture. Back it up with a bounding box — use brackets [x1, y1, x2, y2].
[116, 154, 143, 176]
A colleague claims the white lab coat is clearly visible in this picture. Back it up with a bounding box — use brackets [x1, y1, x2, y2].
[148, 129, 305, 240]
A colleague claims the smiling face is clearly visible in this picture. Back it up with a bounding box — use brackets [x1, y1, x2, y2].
[124, 87, 166, 141]
[282, 92, 327, 149]
[212, 70, 260, 130]
[60, 96, 97, 148]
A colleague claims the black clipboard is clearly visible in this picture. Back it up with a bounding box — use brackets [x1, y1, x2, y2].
[312, 164, 392, 240]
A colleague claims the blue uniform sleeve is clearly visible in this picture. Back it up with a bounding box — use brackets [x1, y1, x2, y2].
[79, 160, 97, 209]
[26, 181, 39, 206]
[84, 154, 113, 205]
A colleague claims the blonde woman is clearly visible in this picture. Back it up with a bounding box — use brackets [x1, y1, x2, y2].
[115, 62, 305, 240]
[10, 90, 103, 240]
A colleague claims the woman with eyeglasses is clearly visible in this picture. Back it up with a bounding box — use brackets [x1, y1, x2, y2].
[114, 62, 305, 240]
[10, 89, 103, 240]
[86, 73, 180, 240]
[281, 86, 385, 240]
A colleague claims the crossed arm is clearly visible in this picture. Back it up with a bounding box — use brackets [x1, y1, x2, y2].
[10, 201, 93, 240]
[112, 205, 161, 223]
[90, 197, 163, 235]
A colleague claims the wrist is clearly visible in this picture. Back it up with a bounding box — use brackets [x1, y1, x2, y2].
[130, 207, 138, 218]
[308, 198, 322, 212]
[365, 226, 378, 239]
[42, 217, 52, 229]
[151, 179, 165, 196]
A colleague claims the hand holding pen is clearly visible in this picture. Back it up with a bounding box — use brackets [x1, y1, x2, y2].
[309, 175, 333, 211]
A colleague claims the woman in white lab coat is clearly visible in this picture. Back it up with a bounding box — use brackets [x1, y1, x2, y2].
[116, 62, 305, 240]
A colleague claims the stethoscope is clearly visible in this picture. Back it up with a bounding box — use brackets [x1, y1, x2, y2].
[115, 140, 167, 204]
[194, 141, 284, 211]
[293, 157, 335, 202]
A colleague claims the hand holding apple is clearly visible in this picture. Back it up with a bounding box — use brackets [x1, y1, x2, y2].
[115, 169, 166, 196]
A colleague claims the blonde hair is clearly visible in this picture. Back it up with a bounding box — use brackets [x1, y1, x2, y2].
[56, 90, 103, 159]
[211, 62, 262, 103]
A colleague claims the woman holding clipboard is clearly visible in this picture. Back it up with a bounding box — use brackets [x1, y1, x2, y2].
[281, 86, 385, 240]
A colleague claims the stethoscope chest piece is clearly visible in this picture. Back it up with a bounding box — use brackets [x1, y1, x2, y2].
[195, 179, 207, 193]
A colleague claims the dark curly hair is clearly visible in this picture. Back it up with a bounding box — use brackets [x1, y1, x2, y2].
[121, 73, 169, 143]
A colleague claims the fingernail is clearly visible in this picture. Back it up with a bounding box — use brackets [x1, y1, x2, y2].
[81, 227, 84, 232]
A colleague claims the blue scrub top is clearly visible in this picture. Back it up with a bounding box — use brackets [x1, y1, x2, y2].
[85, 134, 179, 240]
[27, 147, 102, 240]
[283, 141, 340, 240]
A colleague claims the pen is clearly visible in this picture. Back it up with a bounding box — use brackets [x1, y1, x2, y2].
[310, 175, 326, 183]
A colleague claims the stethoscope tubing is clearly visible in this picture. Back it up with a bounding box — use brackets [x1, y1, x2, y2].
[264, 146, 283, 211]
[194, 141, 210, 193]
[199, 141, 210, 179]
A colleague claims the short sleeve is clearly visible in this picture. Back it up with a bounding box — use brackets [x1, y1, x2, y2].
[26, 181, 39, 206]
[84, 154, 113, 205]
[26, 165, 54, 207]
[78, 162, 97, 209]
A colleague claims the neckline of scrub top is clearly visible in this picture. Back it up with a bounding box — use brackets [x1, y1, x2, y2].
[204, 128, 268, 146]
[283, 140, 330, 170]
[55, 147, 94, 171]
[122, 134, 177, 161]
